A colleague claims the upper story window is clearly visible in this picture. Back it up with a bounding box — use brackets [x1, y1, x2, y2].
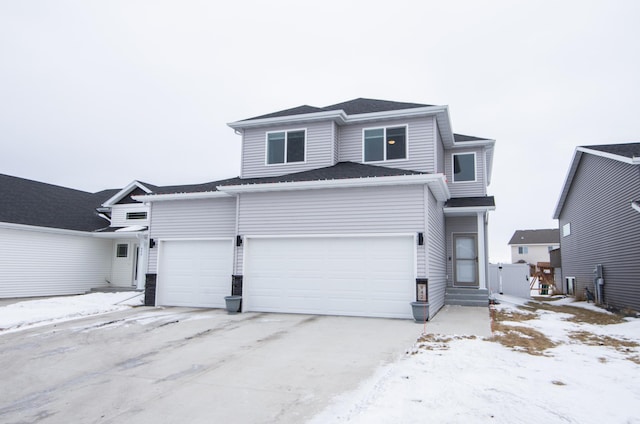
[453, 153, 476, 182]
[518, 246, 528, 254]
[126, 211, 147, 220]
[266, 130, 305, 165]
[363, 126, 407, 162]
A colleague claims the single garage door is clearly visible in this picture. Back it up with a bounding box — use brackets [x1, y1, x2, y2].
[157, 239, 233, 308]
[244, 235, 415, 319]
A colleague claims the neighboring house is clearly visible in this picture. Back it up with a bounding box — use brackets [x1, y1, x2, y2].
[508, 229, 560, 268]
[553, 143, 640, 312]
[0, 175, 152, 298]
[138, 98, 496, 319]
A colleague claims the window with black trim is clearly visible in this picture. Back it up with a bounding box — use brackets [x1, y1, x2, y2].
[453, 153, 476, 182]
[126, 212, 147, 220]
[267, 130, 305, 164]
[364, 126, 407, 162]
[116, 244, 128, 258]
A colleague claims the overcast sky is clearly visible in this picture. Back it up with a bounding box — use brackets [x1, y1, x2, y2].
[1, 0, 639, 262]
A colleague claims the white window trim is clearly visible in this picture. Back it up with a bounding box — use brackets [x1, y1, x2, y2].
[562, 222, 571, 237]
[264, 128, 307, 166]
[116, 243, 129, 258]
[361, 124, 409, 163]
[451, 152, 477, 183]
[126, 211, 147, 220]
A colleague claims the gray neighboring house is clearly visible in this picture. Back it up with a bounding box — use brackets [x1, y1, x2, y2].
[553, 143, 640, 312]
[0, 175, 153, 297]
[138, 98, 497, 320]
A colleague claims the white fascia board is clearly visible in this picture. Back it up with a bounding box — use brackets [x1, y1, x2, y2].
[452, 139, 496, 148]
[218, 174, 451, 201]
[0, 221, 95, 237]
[228, 110, 347, 130]
[132, 191, 232, 202]
[227, 106, 450, 131]
[102, 181, 154, 207]
[93, 230, 147, 239]
[443, 205, 496, 216]
[343, 106, 448, 124]
[578, 146, 640, 165]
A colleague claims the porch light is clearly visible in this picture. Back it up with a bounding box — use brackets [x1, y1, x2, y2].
[388, 140, 396, 145]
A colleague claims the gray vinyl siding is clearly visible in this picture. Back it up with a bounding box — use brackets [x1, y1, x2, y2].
[435, 126, 444, 174]
[333, 122, 339, 163]
[238, 185, 426, 275]
[445, 216, 477, 287]
[445, 147, 487, 197]
[240, 121, 335, 178]
[0, 227, 112, 298]
[558, 153, 640, 311]
[427, 189, 447, 318]
[147, 198, 236, 273]
[338, 116, 436, 173]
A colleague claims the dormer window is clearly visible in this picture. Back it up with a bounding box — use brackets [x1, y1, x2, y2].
[363, 126, 407, 162]
[266, 130, 305, 164]
[452, 153, 476, 182]
[126, 212, 147, 220]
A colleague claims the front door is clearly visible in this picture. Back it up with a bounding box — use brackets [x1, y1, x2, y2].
[453, 234, 478, 287]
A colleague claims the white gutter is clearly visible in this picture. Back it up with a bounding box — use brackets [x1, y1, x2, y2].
[218, 173, 451, 201]
[0, 221, 96, 236]
[443, 205, 496, 215]
[227, 106, 449, 130]
[578, 146, 640, 165]
[132, 191, 233, 202]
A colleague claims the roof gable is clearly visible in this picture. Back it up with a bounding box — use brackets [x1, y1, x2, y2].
[102, 181, 157, 206]
[508, 229, 560, 245]
[554, 142, 640, 218]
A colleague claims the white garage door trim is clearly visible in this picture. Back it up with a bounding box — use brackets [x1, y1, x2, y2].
[157, 238, 234, 308]
[243, 234, 416, 319]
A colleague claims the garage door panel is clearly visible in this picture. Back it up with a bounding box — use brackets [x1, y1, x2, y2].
[245, 236, 414, 319]
[158, 240, 233, 308]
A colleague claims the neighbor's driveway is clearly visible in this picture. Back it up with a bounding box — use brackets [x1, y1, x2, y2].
[0, 307, 421, 424]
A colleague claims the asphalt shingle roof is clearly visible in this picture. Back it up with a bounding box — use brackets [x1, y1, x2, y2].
[150, 162, 426, 195]
[244, 98, 433, 121]
[583, 143, 640, 159]
[508, 229, 560, 245]
[0, 174, 112, 231]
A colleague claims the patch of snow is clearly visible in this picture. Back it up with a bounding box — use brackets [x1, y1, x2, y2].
[0, 292, 143, 333]
[309, 298, 640, 424]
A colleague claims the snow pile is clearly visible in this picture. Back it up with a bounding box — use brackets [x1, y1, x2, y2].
[309, 295, 640, 424]
[0, 292, 143, 333]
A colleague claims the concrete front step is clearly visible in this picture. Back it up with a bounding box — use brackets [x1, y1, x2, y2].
[445, 287, 489, 307]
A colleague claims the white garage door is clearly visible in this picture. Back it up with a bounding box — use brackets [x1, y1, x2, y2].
[244, 236, 415, 319]
[157, 239, 233, 308]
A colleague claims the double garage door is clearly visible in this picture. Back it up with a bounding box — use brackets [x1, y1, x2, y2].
[157, 236, 415, 319]
[244, 236, 415, 319]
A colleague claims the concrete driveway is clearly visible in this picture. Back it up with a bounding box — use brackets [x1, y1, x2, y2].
[0, 307, 422, 423]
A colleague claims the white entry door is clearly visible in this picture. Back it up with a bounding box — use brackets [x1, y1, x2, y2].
[157, 239, 233, 308]
[243, 235, 415, 319]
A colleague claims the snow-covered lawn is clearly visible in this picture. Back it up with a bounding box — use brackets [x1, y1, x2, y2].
[1, 293, 638, 423]
[309, 295, 640, 424]
[0, 292, 143, 333]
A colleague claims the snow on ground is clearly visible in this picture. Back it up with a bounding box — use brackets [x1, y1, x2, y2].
[1, 292, 638, 423]
[0, 292, 143, 333]
[309, 295, 640, 424]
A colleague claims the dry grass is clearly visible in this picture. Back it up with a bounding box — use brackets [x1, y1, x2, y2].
[489, 309, 557, 356]
[487, 300, 638, 362]
[524, 302, 625, 325]
[413, 334, 476, 353]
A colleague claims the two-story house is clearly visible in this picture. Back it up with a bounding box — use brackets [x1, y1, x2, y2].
[0, 175, 152, 297]
[139, 99, 496, 320]
[508, 229, 560, 268]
